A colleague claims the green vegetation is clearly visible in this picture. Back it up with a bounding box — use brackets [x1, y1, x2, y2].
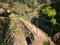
[42, 6, 57, 25]
[51, 18, 56, 25]
[42, 6, 56, 17]
[43, 40, 50, 45]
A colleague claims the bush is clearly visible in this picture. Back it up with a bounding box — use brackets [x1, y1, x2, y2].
[42, 6, 56, 17]
[42, 6, 57, 25]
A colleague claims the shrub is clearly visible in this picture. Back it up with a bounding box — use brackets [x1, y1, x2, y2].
[42, 6, 56, 17]
[42, 6, 57, 25]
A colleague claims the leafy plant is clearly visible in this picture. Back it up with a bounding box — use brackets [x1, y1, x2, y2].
[42, 6, 57, 25]
[42, 6, 56, 17]
[51, 18, 56, 25]
[43, 40, 50, 45]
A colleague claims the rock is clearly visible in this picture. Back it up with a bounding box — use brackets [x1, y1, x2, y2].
[52, 32, 60, 45]
[0, 8, 11, 17]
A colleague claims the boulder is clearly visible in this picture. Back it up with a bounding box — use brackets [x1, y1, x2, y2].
[0, 8, 10, 17]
